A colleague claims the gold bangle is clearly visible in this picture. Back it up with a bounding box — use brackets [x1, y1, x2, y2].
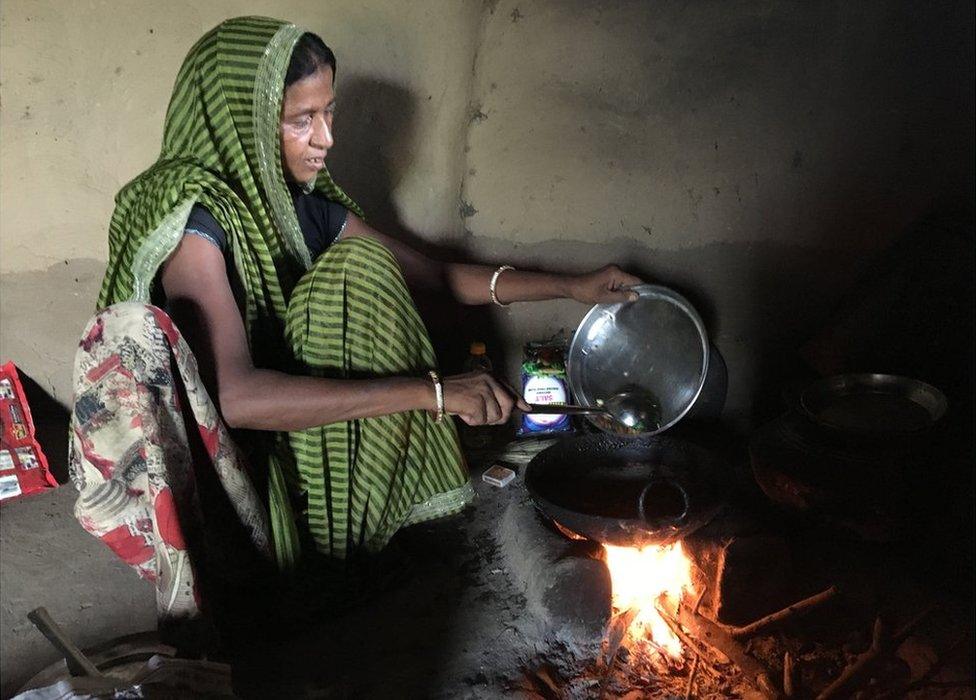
[490, 265, 515, 307]
[428, 370, 445, 423]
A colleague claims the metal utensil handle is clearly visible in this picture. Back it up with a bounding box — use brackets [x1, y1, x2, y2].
[527, 403, 608, 415]
[27, 606, 104, 677]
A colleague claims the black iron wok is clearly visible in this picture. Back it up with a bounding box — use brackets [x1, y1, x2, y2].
[524, 433, 729, 547]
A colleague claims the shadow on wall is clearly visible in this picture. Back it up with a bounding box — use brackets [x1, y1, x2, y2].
[328, 75, 418, 237]
[327, 85, 432, 242]
[327, 75, 507, 373]
[16, 372, 71, 485]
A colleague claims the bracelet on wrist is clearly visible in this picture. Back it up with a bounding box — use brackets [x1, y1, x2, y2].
[490, 265, 515, 307]
[428, 370, 445, 423]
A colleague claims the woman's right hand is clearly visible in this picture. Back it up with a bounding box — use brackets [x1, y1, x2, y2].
[442, 372, 530, 426]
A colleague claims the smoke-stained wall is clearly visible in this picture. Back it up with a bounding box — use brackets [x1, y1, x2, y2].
[1, 0, 972, 421]
[459, 1, 973, 421]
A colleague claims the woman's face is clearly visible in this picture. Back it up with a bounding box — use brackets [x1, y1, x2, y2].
[280, 66, 335, 184]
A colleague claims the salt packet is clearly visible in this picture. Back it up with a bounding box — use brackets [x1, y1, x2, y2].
[516, 340, 575, 437]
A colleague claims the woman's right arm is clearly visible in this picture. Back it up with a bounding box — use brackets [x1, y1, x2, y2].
[160, 236, 518, 430]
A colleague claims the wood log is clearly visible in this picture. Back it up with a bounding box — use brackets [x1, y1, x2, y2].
[656, 607, 725, 680]
[817, 616, 884, 700]
[684, 655, 700, 700]
[730, 585, 838, 638]
[816, 605, 936, 700]
[783, 651, 796, 697]
[659, 608, 719, 662]
[603, 607, 639, 669]
[598, 607, 639, 699]
[677, 604, 784, 699]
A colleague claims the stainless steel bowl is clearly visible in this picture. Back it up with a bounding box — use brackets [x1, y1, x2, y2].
[567, 284, 709, 437]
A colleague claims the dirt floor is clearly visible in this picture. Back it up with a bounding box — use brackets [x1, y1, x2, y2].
[2, 437, 586, 698]
[221, 436, 601, 698]
[3, 429, 974, 698]
[0, 487, 155, 698]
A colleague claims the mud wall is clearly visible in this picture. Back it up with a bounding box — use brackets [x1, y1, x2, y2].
[1, 0, 972, 422]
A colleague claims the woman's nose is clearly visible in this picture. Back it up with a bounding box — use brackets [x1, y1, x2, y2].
[310, 115, 334, 149]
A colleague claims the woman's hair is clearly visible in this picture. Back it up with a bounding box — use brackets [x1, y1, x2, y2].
[285, 32, 337, 87]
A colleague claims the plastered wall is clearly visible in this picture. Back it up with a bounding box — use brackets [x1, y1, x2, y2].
[459, 0, 974, 421]
[1, 0, 973, 421]
[0, 0, 483, 398]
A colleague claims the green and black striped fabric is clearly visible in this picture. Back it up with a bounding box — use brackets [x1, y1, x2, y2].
[95, 16, 470, 567]
[286, 238, 470, 557]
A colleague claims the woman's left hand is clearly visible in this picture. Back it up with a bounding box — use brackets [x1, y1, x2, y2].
[568, 265, 644, 304]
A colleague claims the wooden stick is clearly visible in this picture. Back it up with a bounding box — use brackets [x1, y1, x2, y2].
[816, 605, 936, 700]
[816, 616, 883, 700]
[677, 604, 784, 699]
[783, 651, 796, 697]
[603, 607, 639, 669]
[598, 606, 639, 699]
[27, 607, 104, 678]
[891, 603, 937, 645]
[730, 586, 838, 638]
[692, 585, 708, 615]
[684, 655, 700, 699]
[867, 605, 945, 700]
[659, 607, 716, 661]
[656, 606, 724, 679]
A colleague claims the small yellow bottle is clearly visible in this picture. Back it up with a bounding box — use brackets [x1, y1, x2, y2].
[461, 342, 494, 449]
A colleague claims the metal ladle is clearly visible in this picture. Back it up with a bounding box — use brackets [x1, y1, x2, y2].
[529, 388, 662, 432]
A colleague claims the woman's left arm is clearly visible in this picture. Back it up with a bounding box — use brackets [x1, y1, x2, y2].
[343, 213, 643, 305]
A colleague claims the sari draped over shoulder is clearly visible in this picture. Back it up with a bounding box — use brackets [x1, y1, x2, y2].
[70, 16, 472, 629]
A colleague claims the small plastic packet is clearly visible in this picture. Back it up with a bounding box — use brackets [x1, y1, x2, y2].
[516, 340, 575, 438]
[0, 362, 57, 503]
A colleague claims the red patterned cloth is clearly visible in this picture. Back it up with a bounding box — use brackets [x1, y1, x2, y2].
[68, 303, 271, 624]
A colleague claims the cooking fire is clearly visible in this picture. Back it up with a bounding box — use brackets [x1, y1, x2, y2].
[603, 542, 695, 658]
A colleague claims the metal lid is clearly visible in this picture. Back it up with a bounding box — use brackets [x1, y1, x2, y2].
[567, 284, 709, 437]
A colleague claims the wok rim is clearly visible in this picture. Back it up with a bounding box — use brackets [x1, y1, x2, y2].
[523, 433, 725, 546]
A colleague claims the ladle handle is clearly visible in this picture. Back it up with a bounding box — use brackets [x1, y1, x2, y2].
[527, 403, 608, 416]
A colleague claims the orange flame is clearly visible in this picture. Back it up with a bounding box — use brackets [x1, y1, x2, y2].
[603, 542, 695, 657]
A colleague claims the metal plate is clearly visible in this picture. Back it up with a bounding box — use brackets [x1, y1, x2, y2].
[567, 284, 709, 437]
[799, 373, 947, 435]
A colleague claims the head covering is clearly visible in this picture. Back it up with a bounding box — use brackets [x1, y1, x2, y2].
[90, 19, 475, 573]
[98, 16, 362, 361]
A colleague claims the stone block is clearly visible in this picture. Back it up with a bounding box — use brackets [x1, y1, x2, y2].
[498, 494, 611, 643]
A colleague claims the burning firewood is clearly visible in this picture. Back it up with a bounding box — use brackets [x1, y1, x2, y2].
[597, 606, 640, 698]
[684, 655, 701, 699]
[671, 604, 784, 699]
[602, 607, 640, 670]
[692, 584, 709, 615]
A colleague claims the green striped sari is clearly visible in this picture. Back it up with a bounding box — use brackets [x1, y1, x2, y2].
[97, 16, 472, 567]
